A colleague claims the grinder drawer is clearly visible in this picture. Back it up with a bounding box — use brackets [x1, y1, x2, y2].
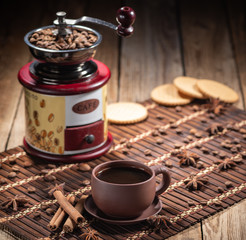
[64, 120, 104, 151]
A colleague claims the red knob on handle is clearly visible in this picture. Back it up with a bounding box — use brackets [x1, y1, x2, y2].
[116, 6, 136, 37]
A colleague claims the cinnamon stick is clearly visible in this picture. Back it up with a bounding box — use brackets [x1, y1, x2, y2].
[52, 190, 84, 224]
[63, 195, 88, 233]
[48, 195, 75, 231]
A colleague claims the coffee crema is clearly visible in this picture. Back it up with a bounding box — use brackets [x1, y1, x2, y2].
[96, 166, 151, 184]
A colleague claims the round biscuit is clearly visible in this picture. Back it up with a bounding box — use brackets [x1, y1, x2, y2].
[174, 76, 206, 99]
[196, 80, 239, 103]
[151, 84, 193, 106]
[107, 102, 148, 124]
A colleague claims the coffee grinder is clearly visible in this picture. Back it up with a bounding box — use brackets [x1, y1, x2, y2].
[18, 7, 135, 163]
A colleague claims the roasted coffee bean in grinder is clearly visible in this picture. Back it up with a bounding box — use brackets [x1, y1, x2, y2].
[18, 7, 135, 163]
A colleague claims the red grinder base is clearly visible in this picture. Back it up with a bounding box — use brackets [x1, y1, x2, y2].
[23, 132, 113, 163]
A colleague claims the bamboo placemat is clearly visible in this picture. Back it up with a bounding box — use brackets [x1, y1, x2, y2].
[0, 100, 245, 239]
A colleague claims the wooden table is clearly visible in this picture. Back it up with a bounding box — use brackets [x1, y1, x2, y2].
[0, 0, 245, 239]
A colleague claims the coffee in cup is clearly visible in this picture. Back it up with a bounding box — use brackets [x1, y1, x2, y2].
[91, 160, 171, 218]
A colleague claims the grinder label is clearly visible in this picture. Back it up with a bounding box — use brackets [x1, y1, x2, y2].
[72, 99, 99, 114]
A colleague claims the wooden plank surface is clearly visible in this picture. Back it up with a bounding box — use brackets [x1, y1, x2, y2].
[180, 0, 244, 109]
[0, 0, 246, 239]
[202, 199, 246, 240]
[119, 0, 183, 102]
[226, 0, 246, 109]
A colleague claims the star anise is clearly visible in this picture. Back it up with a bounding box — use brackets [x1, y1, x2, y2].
[79, 227, 102, 240]
[0, 195, 29, 211]
[184, 175, 208, 190]
[216, 158, 236, 171]
[148, 215, 172, 232]
[204, 97, 226, 115]
[177, 150, 199, 167]
[206, 123, 224, 136]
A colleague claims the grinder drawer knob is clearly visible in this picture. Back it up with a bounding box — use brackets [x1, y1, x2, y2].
[85, 134, 95, 144]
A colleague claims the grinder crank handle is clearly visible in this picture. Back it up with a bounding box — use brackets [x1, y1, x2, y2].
[54, 6, 136, 37]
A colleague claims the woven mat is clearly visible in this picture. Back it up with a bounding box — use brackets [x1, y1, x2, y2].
[0, 100, 245, 240]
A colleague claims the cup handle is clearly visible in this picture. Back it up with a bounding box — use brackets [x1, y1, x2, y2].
[150, 165, 171, 195]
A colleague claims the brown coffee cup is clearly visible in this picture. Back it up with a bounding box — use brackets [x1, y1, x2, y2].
[91, 160, 171, 218]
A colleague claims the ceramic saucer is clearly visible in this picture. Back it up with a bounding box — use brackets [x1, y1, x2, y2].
[84, 195, 162, 225]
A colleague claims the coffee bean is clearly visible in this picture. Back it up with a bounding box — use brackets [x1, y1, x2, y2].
[195, 132, 202, 138]
[46, 208, 54, 215]
[156, 138, 163, 145]
[200, 118, 207, 123]
[209, 113, 215, 119]
[144, 149, 152, 156]
[58, 146, 64, 154]
[170, 123, 178, 129]
[41, 205, 48, 210]
[78, 163, 91, 171]
[120, 138, 127, 144]
[232, 138, 240, 144]
[0, 178, 7, 184]
[212, 150, 219, 156]
[239, 128, 246, 134]
[183, 138, 189, 144]
[175, 106, 182, 112]
[165, 160, 173, 168]
[230, 147, 238, 153]
[158, 128, 166, 135]
[189, 128, 197, 135]
[200, 200, 207, 206]
[218, 152, 226, 159]
[28, 186, 36, 193]
[169, 119, 175, 124]
[187, 200, 195, 206]
[41, 169, 49, 175]
[225, 181, 233, 188]
[232, 126, 240, 132]
[23, 161, 32, 167]
[174, 143, 181, 149]
[40, 99, 45, 108]
[241, 151, 246, 158]
[126, 142, 132, 148]
[35, 119, 40, 127]
[196, 162, 204, 169]
[187, 135, 193, 141]
[0, 163, 2, 169]
[47, 164, 56, 169]
[192, 105, 199, 112]
[243, 134, 246, 140]
[33, 211, 41, 219]
[233, 157, 243, 163]
[40, 130, 47, 138]
[156, 114, 164, 120]
[176, 128, 183, 134]
[196, 143, 202, 149]
[48, 113, 54, 122]
[201, 147, 209, 154]
[44, 175, 56, 182]
[8, 172, 17, 178]
[214, 200, 222, 207]
[122, 148, 129, 154]
[48, 131, 54, 139]
[152, 130, 159, 137]
[57, 126, 63, 133]
[33, 110, 38, 119]
[82, 179, 90, 186]
[54, 138, 59, 146]
[217, 186, 224, 193]
[12, 166, 20, 172]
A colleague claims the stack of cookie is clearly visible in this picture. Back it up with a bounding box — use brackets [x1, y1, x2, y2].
[151, 77, 238, 106]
